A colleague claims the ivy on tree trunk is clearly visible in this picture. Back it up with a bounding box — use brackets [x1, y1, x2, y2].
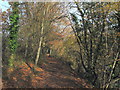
[8, 2, 19, 67]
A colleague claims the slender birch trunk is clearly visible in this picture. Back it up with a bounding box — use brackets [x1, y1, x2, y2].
[35, 21, 44, 65]
[35, 3, 50, 65]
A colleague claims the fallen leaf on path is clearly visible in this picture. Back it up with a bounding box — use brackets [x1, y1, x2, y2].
[35, 76, 43, 80]
[35, 67, 44, 72]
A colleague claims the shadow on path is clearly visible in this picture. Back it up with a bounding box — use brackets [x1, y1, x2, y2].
[39, 57, 92, 88]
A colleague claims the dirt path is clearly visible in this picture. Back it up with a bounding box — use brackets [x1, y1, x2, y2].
[39, 57, 92, 88]
[2, 57, 93, 88]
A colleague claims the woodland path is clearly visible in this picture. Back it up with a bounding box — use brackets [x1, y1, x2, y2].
[3, 56, 92, 88]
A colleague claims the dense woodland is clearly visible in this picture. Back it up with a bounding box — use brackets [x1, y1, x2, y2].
[1, 1, 120, 88]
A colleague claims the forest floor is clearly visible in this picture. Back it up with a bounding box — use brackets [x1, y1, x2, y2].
[2, 56, 93, 88]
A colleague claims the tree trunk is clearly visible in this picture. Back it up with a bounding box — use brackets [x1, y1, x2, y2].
[35, 21, 44, 65]
[25, 40, 28, 58]
[35, 3, 50, 65]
